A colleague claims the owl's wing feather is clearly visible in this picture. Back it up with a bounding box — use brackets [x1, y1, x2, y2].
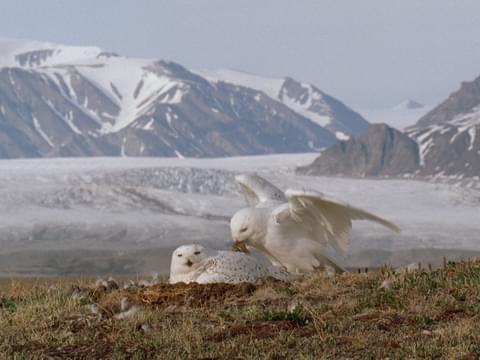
[274, 189, 400, 255]
[235, 174, 286, 207]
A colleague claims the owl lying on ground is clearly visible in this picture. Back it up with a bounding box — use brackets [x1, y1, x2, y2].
[169, 244, 291, 284]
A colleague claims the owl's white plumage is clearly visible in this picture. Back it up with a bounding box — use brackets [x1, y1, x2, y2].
[169, 244, 291, 284]
[230, 174, 400, 274]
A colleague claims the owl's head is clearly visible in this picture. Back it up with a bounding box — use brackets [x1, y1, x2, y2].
[169, 244, 210, 283]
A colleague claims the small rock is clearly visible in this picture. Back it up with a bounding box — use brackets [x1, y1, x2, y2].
[120, 297, 130, 312]
[123, 280, 136, 289]
[396, 263, 420, 273]
[114, 306, 141, 320]
[421, 330, 432, 336]
[138, 279, 153, 287]
[87, 304, 103, 318]
[69, 285, 87, 301]
[95, 279, 108, 290]
[106, 277, 119, 291]
[139, 323, 152, 333]
[379, 279, 391, 289]
[323, 265, 336, 278]
[288, 302, 301, 313]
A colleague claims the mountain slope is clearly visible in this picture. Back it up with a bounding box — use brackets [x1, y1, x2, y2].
[405, 76, 480, 178]
[297, 123, 419, 176]
[414, 76, 480, 128]
[406, 107, 480, 177]
[198, 69, 370, 140]
[302, 74, 480, 180]
[0, 39, 370, 158]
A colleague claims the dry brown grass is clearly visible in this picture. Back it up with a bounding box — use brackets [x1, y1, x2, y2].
[2, 260, 480, 359]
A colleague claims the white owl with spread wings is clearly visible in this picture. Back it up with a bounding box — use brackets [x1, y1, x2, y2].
[230, 174, 400, 274]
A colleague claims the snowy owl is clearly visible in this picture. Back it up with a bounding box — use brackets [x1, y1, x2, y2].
[230, 174, 400, 274]
[169, 244, 291, 284]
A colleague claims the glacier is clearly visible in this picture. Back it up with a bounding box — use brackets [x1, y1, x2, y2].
[0, 154, 479, 276]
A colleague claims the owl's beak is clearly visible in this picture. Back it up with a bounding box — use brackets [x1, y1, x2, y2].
[232, 241, 249, 253]
[185, 259, 193, 267]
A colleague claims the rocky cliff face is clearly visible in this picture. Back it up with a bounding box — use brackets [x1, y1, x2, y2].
[0, 39, 371, 159]
[297, 124, 419, 176]
[405, 76, 480, 178]
[300, 74, 480, 180]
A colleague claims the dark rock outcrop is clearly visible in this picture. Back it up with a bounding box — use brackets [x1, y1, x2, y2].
[297, 123, 420, 177]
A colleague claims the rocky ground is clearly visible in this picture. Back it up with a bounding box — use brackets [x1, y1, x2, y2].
[2, 260, 480, 359]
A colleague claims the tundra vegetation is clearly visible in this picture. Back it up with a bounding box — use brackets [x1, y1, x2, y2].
[1, 260, 480, 359]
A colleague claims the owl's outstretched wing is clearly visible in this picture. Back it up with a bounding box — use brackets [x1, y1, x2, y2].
[274, 189, 400, 255]
[235, 174, 286, 207]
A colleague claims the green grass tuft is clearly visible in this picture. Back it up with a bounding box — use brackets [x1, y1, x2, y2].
[260, 305, 309, 326]
[0, 297, 17, 312]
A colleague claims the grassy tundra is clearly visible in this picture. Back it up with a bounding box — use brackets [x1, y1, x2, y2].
[1, 261, 480, 359]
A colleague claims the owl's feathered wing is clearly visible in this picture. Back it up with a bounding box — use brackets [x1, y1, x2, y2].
[265, 189, 400, 273]
[235, 174, 286, 207]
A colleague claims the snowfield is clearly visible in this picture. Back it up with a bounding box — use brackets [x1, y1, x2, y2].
[0, 153, 479, 276]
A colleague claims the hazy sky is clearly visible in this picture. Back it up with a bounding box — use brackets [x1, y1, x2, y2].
[1, 0, 480, 108]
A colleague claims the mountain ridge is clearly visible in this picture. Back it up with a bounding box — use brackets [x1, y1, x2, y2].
[0, 39, 369, 159]
[198, 68, 369, 140]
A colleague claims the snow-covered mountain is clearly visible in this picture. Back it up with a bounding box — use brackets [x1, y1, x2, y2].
[405, 76, 480, 179]
[0, 39, 370, 158]
[198, 69, 369, 140]
[299, 116, 479, 181]
[303, 74, 480, 182]
[0, 38, 105, 67]
[406, 105, 480, 178]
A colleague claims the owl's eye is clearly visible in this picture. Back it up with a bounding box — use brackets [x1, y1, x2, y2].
[194, 251, 201, 255]
[240, 227, 248, 233]
[177, 254, 183, 257]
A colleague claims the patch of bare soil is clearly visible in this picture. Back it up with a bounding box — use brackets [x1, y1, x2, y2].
[131, 282, 258, 308]
[208, 320, 314, 342]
